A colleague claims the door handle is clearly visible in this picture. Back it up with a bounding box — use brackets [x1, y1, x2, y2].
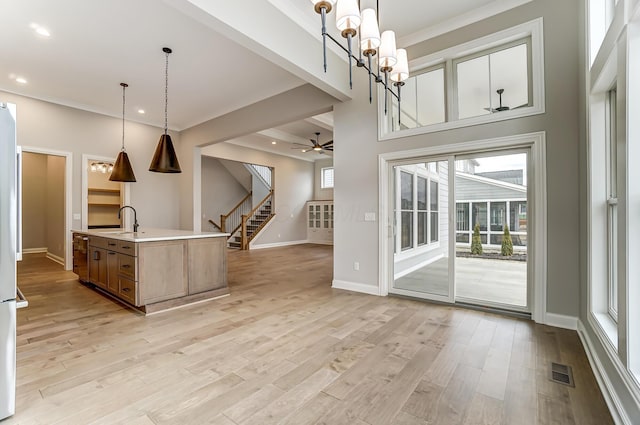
[93, 250, 100, 261]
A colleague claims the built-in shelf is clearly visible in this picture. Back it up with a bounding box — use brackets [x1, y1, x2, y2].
[88, 188, 120, 194]
[88, 203, 121, 207]
[88, 187, 122, 228]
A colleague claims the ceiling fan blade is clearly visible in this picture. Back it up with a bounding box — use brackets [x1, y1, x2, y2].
[324, 147, 333, 151]
[321, 140, 333, 147]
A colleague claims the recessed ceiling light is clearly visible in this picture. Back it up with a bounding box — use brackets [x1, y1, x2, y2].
[15, 77, 27, 84]
[138, 109, 145, 114]
[271, 141, 277, 145]
[30, 23, 50, 37]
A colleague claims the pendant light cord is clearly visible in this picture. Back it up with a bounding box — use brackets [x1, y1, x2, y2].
[121, 83, 126, 151]
[164, 50, 169, 135]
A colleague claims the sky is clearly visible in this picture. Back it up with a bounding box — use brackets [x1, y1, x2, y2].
[471, 152, 527, 185]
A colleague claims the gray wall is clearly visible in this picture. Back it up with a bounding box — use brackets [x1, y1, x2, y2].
[333, 0, 581, 317]
[1, 90, 182, 238]
[201, 156, 249, 231]
[201, 142, 314, 246]
[314, 158, 334, 200]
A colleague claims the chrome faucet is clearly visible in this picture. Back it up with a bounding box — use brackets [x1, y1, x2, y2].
[118, 205, 139, 233]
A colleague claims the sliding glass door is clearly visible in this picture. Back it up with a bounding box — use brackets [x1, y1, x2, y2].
[390, 149, 531, 313]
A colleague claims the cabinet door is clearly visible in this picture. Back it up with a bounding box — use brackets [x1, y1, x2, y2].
[88, 247, 107, 289]
[106, 251, 119, 293]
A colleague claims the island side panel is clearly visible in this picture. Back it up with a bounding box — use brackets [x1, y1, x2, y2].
[187, 238, 227, 295]
[138, 240, 188, 305]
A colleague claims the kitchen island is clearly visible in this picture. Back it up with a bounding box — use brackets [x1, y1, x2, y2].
[72, 228, 230, 314]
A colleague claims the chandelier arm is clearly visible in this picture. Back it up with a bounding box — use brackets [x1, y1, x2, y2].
[321, 7, 328, 73]
[367, 53, 373, 103]
[347, 33, 353, 89]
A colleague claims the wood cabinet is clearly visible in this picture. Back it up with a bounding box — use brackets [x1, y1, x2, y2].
[83, 234, 228, 312]
[307, 201, 333, 245]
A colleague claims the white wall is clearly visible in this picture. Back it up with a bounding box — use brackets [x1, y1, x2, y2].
[201, 142, 313, 245]
[333, 0, 581, 317]
[0, 90, 182, 236]
[201, 156, 249, 231]
[314, 158, 334, 200]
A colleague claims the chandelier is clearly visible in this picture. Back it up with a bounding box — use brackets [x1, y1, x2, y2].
[310, 0, 409, 118]
[90, 162, 113, 174]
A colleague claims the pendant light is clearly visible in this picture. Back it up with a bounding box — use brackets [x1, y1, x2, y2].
[149, 47, 181, 173]
[109, 83, 137, 182]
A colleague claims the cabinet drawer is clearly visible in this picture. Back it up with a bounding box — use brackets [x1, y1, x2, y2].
[118, 254, 136, 279]
[88, 236, 108, 249]
[105, 239, 118, 249]
[117, 240, 137, 255]
[119, 277, 138, 306]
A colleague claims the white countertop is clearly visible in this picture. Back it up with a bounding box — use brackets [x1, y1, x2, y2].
[73, 228, 230, 242]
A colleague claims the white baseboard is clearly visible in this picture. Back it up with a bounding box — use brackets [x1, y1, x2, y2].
[249, 239, 309, 250]
[46, 252, 65, 266]
[577, 320, 633, 425]
[544, 312, 578, 330]
[22, 247, 47, 254]
[332, 279, 382, 296]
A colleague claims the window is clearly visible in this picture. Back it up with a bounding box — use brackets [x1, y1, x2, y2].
[606, 88, 618, 321]
[381, 18, 544, 140]
[321, 167, 334, 189]
[455, 41, 530, 120]
[395, 165, 440, 253]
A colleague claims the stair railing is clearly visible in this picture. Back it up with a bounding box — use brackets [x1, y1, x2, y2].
[247, 164, 272, 189]
[220, 192, 252, 236]
[240, 190, 274, 250]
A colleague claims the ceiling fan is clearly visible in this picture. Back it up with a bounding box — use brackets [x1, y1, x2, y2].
[484, 88, 528, 112]
[291, 132, 333, 154]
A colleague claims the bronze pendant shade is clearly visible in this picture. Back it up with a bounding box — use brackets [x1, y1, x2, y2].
[109, 82, 136, 182]
[149, 47, 181, 173]
[149, 133, 181, 173]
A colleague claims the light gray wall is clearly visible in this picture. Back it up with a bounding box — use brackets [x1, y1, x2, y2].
[333, 0, 581, 317]
[1, 90, 181, 237]
[201, 142, 313, 246]
[46, 155, 65, 258]
[22, 152, 47, 249]
[201, 156, 249, 231]
[177, 84, 337, 230]
[314, 158, 334, 200]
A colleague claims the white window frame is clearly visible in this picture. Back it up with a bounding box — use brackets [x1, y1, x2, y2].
[321, 166, 334, 189]
[379, 18, 545, 141]
[605, 87, 618, 322]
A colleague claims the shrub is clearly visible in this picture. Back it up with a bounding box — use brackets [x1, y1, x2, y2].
[471, 223, 483, 255]
[501, 225, 514, 256]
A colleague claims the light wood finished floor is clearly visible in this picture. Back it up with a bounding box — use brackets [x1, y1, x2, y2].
[8, 247, 612, 425]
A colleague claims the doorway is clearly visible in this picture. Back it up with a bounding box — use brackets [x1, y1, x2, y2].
[380, 133, 547, 321]
[19, 147, 73, 270]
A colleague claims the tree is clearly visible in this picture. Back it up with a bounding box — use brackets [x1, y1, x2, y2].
[471, 223, 483, 255]
[501, 225, 514, 256]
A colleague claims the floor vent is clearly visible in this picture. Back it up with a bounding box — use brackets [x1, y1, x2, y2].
[550, 362, 575, 387]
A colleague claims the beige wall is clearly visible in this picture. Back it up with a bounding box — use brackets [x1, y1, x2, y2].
[21, 152, 65, 259]
[22, 152, 47, 249]
[201, 156, 249, 231]
[46, 155, 65, 258]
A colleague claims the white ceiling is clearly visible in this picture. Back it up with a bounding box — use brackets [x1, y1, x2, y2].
[1, 0, 529, 160]
[0, 0, 304, 131]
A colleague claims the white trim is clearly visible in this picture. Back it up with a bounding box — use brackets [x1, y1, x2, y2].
[249, 239, 310, 250]
[46, 252, 64, 266]
[332, 280, 382, 296]
[22, 248, 47, 254]
[578, 320, 636, 425]
[544, 313, 578, 330]
[379, 18, 545, 141]
[21, 146, 73, 271]
[379, 131, 547, 323]
[398, 0, 533, 47]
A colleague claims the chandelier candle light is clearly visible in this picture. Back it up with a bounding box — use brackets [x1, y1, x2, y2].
[310, 0, 409, 122]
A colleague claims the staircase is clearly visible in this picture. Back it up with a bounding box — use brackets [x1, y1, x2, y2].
[227, 200, 272, 249]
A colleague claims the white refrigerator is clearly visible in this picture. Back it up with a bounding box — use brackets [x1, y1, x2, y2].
[0, 102, 25, 421]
